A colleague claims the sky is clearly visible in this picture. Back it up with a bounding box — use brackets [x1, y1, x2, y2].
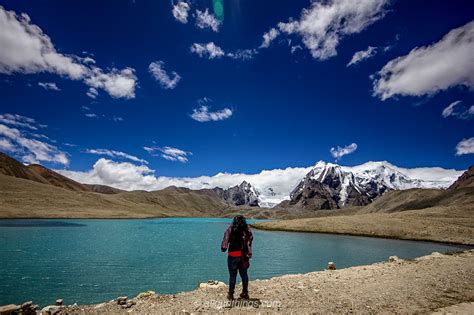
[0, 0, 473, 192]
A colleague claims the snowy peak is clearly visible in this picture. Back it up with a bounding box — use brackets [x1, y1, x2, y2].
[285, 160, 461, 210]
[213, 181, 260, 207]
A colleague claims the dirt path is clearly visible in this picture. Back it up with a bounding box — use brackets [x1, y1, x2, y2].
[57, 250, 474, 314]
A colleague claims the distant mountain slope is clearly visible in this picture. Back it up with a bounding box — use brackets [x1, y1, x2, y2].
[0, 174, 229, 218]
[0, 152, 49, 184]
[28, 164, 92, 192]
[0, 152, 121, 194]
[449, 166, 474, 190]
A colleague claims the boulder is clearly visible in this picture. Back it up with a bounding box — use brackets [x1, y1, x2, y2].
[327, 262, 336, 270]
[40, 305, 60, 315]
[55, 299, 63, 306]
[199, 280, 226, 289]
[116, 296, 128, 305]
[136, 291, 156, 299]
[388, 256, 399, 262]
[0, 304, 20, 314]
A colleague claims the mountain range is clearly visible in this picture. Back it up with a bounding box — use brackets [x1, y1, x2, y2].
[0, 151, 470, 218]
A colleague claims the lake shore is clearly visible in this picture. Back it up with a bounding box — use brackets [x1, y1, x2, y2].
[251, 207, 474, 246]
[51, 250, 474, 314]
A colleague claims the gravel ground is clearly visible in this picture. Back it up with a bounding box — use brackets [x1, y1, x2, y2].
[56, 250, 474, 314]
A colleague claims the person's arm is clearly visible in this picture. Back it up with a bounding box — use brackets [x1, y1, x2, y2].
[221, 225, 232, 252]
[247, 228, 253, 258]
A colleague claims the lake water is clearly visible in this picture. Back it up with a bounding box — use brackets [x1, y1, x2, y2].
[0, 218, 467, 307]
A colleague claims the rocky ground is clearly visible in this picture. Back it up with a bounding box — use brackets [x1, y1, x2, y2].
[48, 250, 474, 314]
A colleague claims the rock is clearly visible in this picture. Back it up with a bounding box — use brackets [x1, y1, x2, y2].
[136, 291, 156, 299]
[199, 280, 226, 289]
[327, 262, 336, 270]
[116, 296, 128, 305]
[55, 299, 63, 306]
[0, 304, 20, 314]
[388, 256, 399, 262]
[21, 301, 33, 309]
[40, 305, 60, 315]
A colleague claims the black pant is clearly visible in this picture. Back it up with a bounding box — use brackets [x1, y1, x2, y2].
[227, 256, 249, 294]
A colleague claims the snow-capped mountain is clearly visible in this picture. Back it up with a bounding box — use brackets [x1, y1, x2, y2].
[279, 161, 462, 210]
[213, 181, 260, 207]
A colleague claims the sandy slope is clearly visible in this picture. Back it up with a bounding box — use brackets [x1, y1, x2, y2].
[252, 205, 474, 245]
[56, 250, 474, 314]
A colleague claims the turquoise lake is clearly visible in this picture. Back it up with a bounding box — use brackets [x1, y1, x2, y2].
[0, 218, 467, 307]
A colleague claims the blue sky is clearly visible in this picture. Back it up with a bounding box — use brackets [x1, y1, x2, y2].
[0, 0, 473, 179]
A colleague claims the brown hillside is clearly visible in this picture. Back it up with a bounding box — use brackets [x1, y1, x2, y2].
[0, 152, 49, 184]
[28, 164, 92, 192]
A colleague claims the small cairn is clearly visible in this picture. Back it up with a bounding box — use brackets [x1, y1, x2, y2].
[327, 261, 336, 270]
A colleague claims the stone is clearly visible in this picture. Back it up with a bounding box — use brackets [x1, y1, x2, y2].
[0, 304, 20, 314]
[40, 305, 60, 315]
[388, 256, 399, 262]
[136, 291, 156, 299]
[55, 299, 63, 306]
[199, 280, 226, 289]
[327, 262, 336, 270]
[21, 301, 33, 309]
[116, 296, 128, 305]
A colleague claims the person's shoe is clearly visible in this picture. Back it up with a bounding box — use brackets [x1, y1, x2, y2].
[239, 292, 249, 300]
[227, 292, 234, 300]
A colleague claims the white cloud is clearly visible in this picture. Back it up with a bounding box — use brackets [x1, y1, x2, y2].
[190, 106, 233, 122]
[38, 81, 60, 91]
[373, 21, 474, 100]
[276, 0, 389, 60]
[0, 113, 44, 130]
[226, 49, 258, 60]
[260, 28, 280, 48]
[84, 113, 97, 118]
[58, 159, 157, 191]
[148, 61, 181, 89]
[0, 138, 16, 152]
[0, 6, 137, 99]
[0, 122, 68, 165]
[441, 100, 474, 119]
[86, 148, 148, 164]
[84, 67, 137, 99]
[172, 1, 191, 24]
[190, 42, 225, 59]
[144, 145, 191, 163]
[347, 46, 377, 67]
[190, 43, 256, 61]
[86, 87, 98, 99]
[112, 116, 124, 122]
[442, 100, 461, 118]
[291, 45, 302, 54]
[455, 137, 474, 156]
[330, 143, 358, 161]
[195, 9, 220, 32]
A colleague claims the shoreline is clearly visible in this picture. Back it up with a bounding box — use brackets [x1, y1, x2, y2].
[251, 223, 474, 247]
[42, 250, 473, 314]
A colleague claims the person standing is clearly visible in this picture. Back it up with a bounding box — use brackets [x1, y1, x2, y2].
[221, 215, 253, 300]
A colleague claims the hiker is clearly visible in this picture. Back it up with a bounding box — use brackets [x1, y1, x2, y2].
[221, 215, 253, 300]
